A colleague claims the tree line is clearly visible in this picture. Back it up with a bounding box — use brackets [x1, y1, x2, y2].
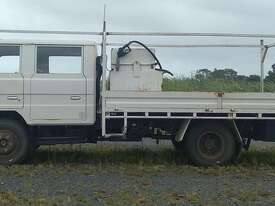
[193, 66, 275, 83]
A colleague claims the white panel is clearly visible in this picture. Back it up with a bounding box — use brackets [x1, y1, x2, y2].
[109, 69, 162, 91]
[83, 46, 97, 124]
[0, 74, 23, 94]
[110, 48, 162, 91]
[106, 91, 275, 115]
[31, 74, 87, 122]
[31, 95, 86, 120]
[223, 93, 275, 112]
[20, 44, 36, 124]
[0, 74, 23, 109]
[106, 91, 218, 112]
[31, 74, 86, 94]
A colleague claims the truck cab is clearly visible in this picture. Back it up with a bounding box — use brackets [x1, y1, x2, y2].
[0, 40, 101, 164]
[0, 40, 97, 125]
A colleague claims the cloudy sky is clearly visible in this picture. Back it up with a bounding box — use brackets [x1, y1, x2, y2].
[1, 0, 275, 76]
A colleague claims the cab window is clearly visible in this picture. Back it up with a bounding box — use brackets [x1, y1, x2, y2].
[0, 46, 20, 74]
[37, 46, 82, 74]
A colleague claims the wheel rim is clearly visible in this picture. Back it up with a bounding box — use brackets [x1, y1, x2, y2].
[0, 130, 17, 155]
[197, 132, 224, 160]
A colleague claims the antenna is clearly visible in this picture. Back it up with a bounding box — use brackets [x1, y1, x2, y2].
[101, 4, 107, 56]
[103, 4, 106, 32]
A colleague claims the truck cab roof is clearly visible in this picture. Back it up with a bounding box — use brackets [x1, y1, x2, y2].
[0, 39, 97, 46]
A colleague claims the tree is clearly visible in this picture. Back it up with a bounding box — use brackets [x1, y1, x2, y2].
[211, 68, 238, 80]
[236, 75, 247, 81]
[223, 68, 238, 80]
[265, 65, 275, 83]
[194, 69, 211, 81]
[193, 68, 261, 82]
[247, 75, 260, 82]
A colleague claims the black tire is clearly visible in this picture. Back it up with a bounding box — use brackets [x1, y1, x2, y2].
[184, 122, 236, 166]
[0, 119, 30, 165]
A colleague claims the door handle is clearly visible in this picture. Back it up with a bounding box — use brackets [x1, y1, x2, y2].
[71, 96, 81, 100]
[7, 96, 19, 101]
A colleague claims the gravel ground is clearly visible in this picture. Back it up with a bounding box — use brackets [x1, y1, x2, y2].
[0, 140, 275, 206]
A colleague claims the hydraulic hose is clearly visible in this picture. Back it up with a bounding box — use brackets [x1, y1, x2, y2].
[117, 41, 174, 76]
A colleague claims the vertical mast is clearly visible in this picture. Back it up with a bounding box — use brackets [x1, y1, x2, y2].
[101, 5, 107, 136]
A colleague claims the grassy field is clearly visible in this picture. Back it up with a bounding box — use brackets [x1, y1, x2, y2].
[162, 77, 275, 92]
[23, 143, 275, 167]
[1, 143, 275, 206]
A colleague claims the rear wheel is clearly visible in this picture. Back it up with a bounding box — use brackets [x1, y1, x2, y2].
[0, 119, 30, 165]
[185, 122, 236, 166]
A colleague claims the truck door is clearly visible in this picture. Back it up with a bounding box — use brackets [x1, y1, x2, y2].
[30, 46, 87, 124]
[0, 45, 23, 109]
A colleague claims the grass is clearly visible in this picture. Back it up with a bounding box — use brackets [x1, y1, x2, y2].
[166, 192, 201, 205]
[225, 188, 273, 202]
[0, 143, 273, 178]
[1, 144, 275, 206]
[31, 144, 187, 166]
[0, 191, 91, 206]
[28, 144, 275, 168]
[0, 143, 272, 184]
[1, 189, 272, 206]
[162, 77, 275, 92]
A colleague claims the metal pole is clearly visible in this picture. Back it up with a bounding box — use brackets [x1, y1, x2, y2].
[2, 30, 275, 39]
[260, 40, 265, 93]
[107, 42, 261, 48]
[108, 32, 275, 39]
[101, 5, 107, 137]
[0, 29, 101, 35]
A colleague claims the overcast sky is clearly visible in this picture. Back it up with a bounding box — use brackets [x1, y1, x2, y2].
[1, 0, 275, 76]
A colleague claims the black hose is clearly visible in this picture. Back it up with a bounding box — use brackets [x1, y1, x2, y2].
[117, 41, 173, 76]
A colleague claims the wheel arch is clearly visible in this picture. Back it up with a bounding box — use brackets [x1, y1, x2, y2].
[0, 111, 28, 127]
[176, 119, 243, 156]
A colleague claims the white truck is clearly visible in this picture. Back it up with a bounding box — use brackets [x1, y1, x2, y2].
[1, 23, 275, 166]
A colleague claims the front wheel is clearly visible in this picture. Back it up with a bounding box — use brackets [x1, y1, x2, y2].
[0, 119, 30, 165]
[184, 122, 236, 166]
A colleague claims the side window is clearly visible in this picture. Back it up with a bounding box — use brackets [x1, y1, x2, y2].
[37, 46, 82, 74]
[0, 46, 20, 74]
